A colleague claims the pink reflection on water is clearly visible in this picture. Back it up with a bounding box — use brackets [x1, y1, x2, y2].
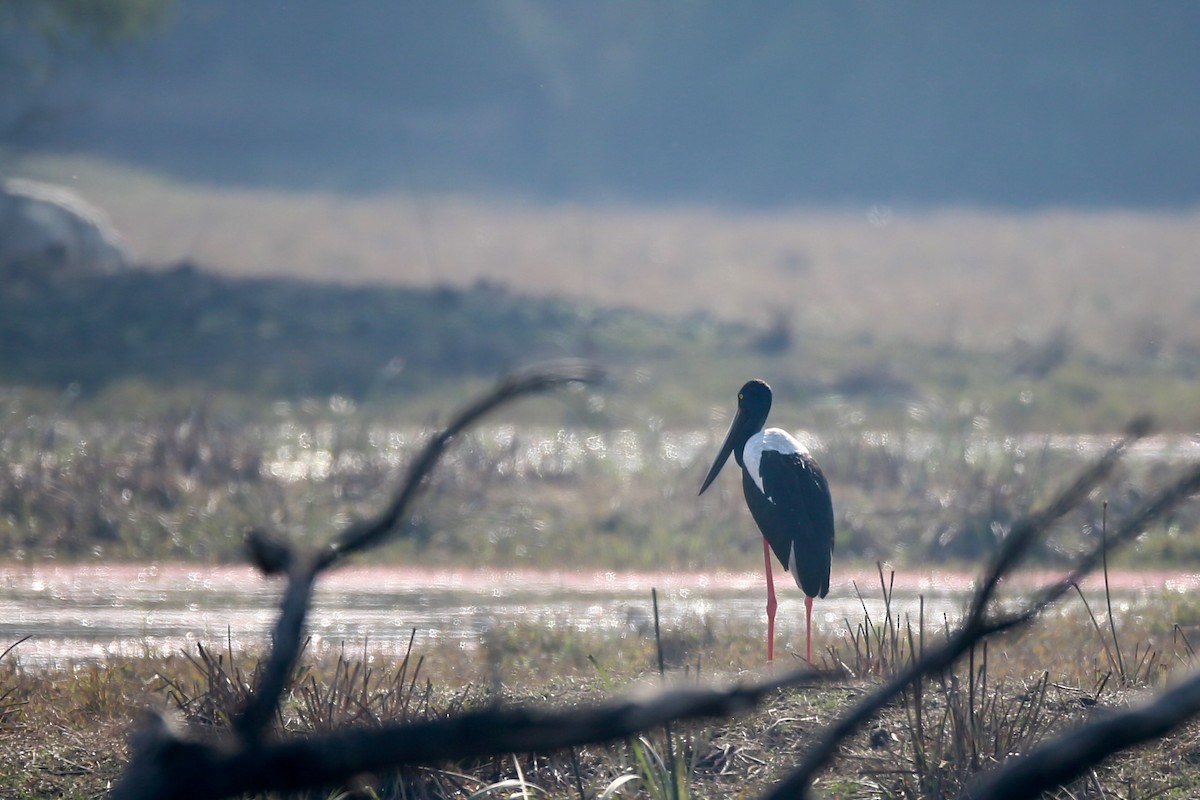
[1, 562, 1195, 668]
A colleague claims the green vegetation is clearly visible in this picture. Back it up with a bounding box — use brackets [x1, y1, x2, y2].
[1, 370, 1194, 569]
[3, 258, 1199, 569]
[0, 155, 1184, 411]
[10, 152, 1200, 436]
[0, 0, 169, 49]
[5, 258, 1200, 435]
[0, 264, 653, 400]
[1, 0, 172, 149]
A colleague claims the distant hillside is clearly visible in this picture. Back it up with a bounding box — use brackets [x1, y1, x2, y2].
[0, 263, 737, 403]
[6, 260, 1200, 432]
[26, 2, 1200, 208]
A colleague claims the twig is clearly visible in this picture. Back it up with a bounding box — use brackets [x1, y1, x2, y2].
[1101, 501, 1127, 680]
[1071, 583, 1122, 677]
[321, 360, 603, 569]
[0, 634, 31, 662]
[114, 361, 602, 795]
[764, 419, 1169, 799]
[652, 587, 680, 800]
[964, 668, 1200, 799]
[237, 361, 601, 740]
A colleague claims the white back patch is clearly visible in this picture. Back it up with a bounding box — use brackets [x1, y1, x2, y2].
[742, 427, 808, 494]
[788, 541, 804, 587]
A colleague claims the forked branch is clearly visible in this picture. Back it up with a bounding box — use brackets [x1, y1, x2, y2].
[110, 398, 1200, 800]
[767, 419, 1200, 799]
[965, 666, 1200, 799]
[114, 361, 604, 798]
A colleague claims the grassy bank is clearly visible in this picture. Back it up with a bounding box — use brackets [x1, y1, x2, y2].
[2, 386, 1196, 568]
[5, 259, 1200, 433]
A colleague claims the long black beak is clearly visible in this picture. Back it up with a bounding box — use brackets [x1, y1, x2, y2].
[698, 407, 746, 495]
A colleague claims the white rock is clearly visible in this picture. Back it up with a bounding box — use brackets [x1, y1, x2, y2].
[0, 178, 129, 277]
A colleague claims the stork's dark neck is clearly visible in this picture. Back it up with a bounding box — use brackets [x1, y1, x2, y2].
[731, 413, 768, 469]
[730, 378, 773, 469]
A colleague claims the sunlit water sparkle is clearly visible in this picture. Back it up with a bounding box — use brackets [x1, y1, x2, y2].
[2, 563, 1195, 669]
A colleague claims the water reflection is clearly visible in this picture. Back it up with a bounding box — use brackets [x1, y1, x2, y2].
[258, 424, 1200, 485]
[2, 563, 1194, 669]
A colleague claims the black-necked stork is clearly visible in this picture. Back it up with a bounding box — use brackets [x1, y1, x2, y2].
[698, 379, 834, 662]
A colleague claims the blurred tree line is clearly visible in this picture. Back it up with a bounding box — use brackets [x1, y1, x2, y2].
[0, 0, 170, 145]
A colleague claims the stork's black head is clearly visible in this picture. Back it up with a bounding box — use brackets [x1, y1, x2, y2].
[698, 379, 773, 495]
[736, 379, 773, 427]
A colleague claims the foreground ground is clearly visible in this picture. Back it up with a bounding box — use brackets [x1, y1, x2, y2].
[3, 574, 1200, 799]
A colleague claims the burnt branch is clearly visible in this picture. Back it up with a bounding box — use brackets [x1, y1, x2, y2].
[971, 415, 1152, 611]
[957, 461, 1200, 800]
[321, 360, 604, 569]
[113, 361, 603, 796]
[235, 360, 601, 741]
[114, 665, 823, 800]
[765, 419, 1200, 800]
[964, 667, 1200, 799]
[110, 395, 1200, 800]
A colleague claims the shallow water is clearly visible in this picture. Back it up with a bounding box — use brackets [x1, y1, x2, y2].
[1, 563, 1195, 669]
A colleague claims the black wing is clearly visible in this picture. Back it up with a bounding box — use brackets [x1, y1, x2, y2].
[742, 450, 835, 598]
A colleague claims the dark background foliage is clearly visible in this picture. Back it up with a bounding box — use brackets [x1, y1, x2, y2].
[16, 2, 1200, 208]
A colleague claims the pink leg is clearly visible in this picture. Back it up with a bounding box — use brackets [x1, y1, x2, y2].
[804, 595, 814, 663]
[763, 538, 777, 662]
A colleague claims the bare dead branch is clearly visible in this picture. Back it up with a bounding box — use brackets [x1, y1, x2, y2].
[113, 665, 822, 800]
[971, 415, 1151, 612]
[0, 634, 31, 662]
[764, 421, 1164, 799]
[321, 359, 604, 570]
[110, 394, 1200, 800]
[114, 361, 603, 793]
[988, 460, 1200, 636]
[964, 668, 1200, 799]
[233, 556, 319, 740]
[238, 361, 601, 741]
[956, 461, 1200, 800]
